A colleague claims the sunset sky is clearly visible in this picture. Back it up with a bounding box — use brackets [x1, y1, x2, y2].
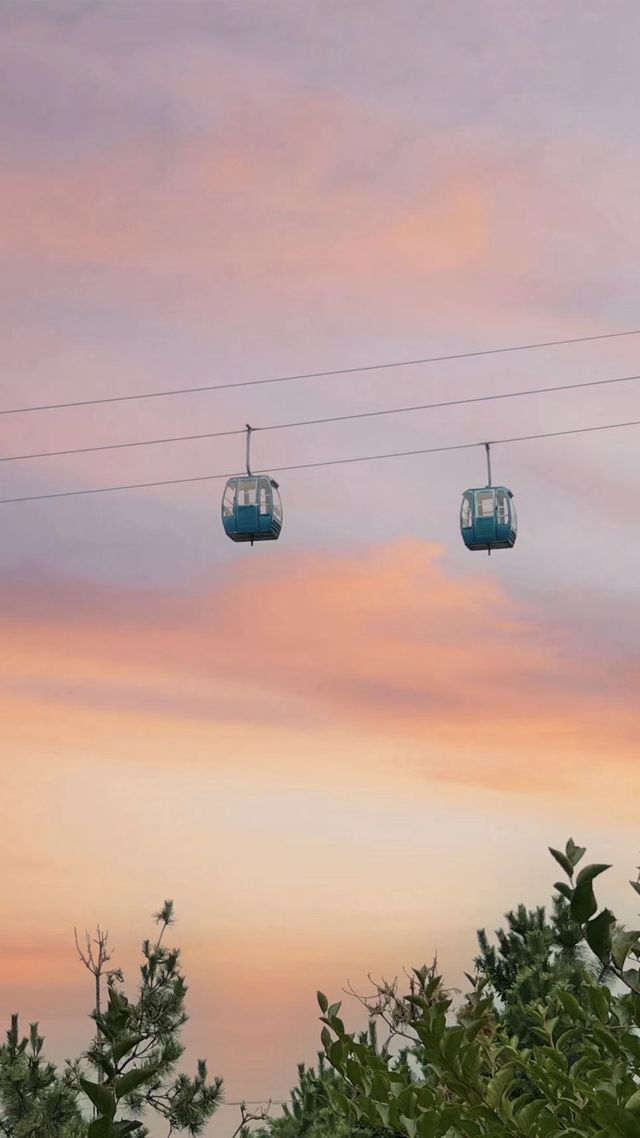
[2, 2, 640, 1133]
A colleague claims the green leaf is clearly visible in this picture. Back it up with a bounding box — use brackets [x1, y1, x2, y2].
[92, 1053, 116, 1081]
[487, 1063, 518, 1104]
[113, 1034, 145, 1064]
[328, 1090, 352, 1117]
[570, 879, 598, 923]
[576, 863, 611, 886]
[371, 1072, 390, 1101]
[88, 1121, 113, 1138]
[394, 1087, 415, 1116]
[585, 909, 615, 963]
[626, 1088, 640, 1114]
[317, 992, 328, 1014]
[515, 1097, 545, 1123]
[400, 1115, 417, 1138]
[629, 880, 640, 897]
[554, 882, 574, 901]
[549, 847, 574, 878]
[114, 1064, 159, 1100]
[612, 930, 640, 971]
[432, 1013, 446, 1043]
[566, 838, 586, 867]
[555, 990, 583, 1019]
[328, 1040, 347, 1070]
[416, 1113, 436, 1138]
[80, 1078, 117, 1120]
[587, 983, 611, 1023]
[375, 1103, 390, 1126]
[442, 1028, 464, 1064]
[345, 1058, 363, 1088]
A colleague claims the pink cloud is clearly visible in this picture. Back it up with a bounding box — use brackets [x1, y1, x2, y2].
[0, 127, 491, 279]
[1, 541, 638, 794]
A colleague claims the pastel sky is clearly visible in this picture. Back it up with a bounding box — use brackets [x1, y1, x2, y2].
[1, 2, 640, 1133]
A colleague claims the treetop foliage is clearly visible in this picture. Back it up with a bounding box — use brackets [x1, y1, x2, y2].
[0, 902, 222, 1138]
[284, 839, 640, 1138]
[4, 842, 640, 1138]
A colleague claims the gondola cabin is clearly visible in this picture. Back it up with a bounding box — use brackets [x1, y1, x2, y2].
[460, 486, 517, 551]
[222, 475, 283, 544]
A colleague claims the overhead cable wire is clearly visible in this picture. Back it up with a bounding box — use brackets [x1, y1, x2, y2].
[3, 370, 640, 464]
[1, 327, 640, 417]
[222, 1102, 290, 1107]
[2, 415, 639, 505]
[1, 425, 245, 463]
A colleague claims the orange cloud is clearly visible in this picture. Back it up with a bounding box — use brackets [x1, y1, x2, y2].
[1, 541, 638, 795]
[0, 939, 79, 989]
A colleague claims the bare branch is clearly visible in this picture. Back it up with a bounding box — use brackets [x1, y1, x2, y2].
[74, 924, 119, 1083]
[227, 1098, 275, 1138]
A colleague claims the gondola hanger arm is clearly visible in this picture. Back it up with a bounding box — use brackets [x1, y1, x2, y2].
[245, 424, 253, 476]
[484, 442, 492, 487]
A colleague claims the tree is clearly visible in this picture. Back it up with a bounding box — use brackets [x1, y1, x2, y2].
[257, 1014, 417, 1138]
[76, 901, 223, 1138]
[254, 1056, 355, 1138]
[474, 897, 592, 1045]
[74, 925, 123, 1089]
[0, 1016, 84, 1138]
[315, 839, 640, 1138]
[1, 901, 223, 1138]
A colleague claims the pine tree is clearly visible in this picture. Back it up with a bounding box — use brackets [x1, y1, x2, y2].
[77, 901, 223, 1138]
[256, 1027, 394, 1138]
[256, 1055, 355, 1138]
[0, 1015, 84, 1138]
[475, 896, 592, 1043]
[0, 901, 222, 1138]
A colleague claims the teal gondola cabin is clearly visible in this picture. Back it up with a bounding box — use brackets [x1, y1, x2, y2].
[222, 475, 283, 544]
[460, 486, 517, 551]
